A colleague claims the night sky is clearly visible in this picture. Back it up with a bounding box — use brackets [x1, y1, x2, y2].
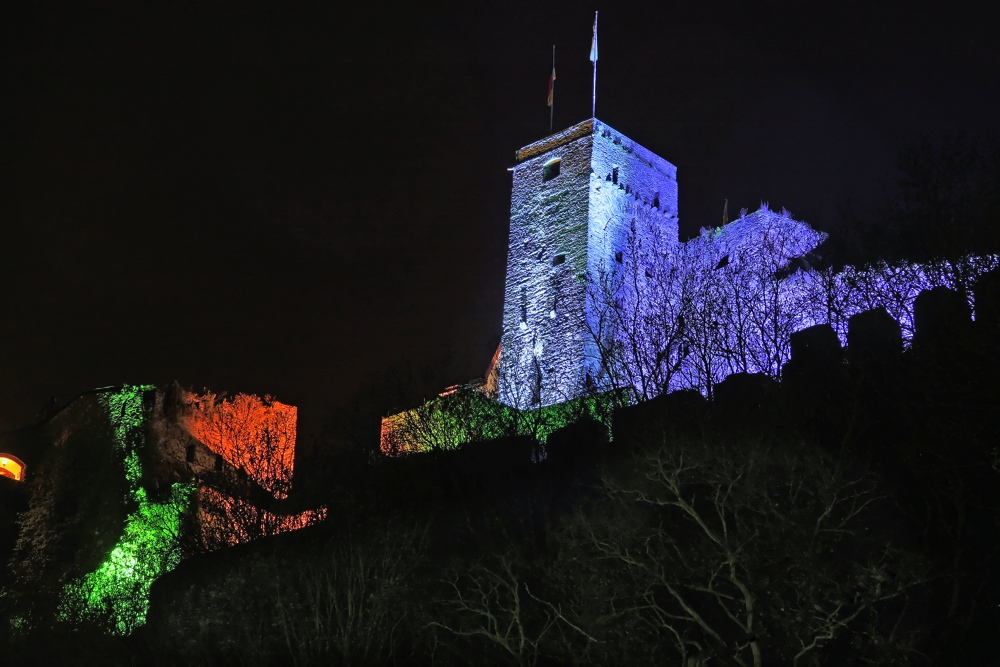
[2, 2, 997, 438]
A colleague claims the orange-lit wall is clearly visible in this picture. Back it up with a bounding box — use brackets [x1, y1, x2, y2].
[379, 411, 423, 456]
[197, 485, 326, 550]
[181, 393, 297, 499]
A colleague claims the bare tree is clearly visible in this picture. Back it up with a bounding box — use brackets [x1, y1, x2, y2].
[587, 224, 692, 400]
[271, 524, 426, 666]
[569, 437, 926, 666]
[588, 208, 828, 398]
[183, 391, 297, 499]
[182, 391, 324, 550]
[425, 547, 597, 667]
[380, 386, 520, 456]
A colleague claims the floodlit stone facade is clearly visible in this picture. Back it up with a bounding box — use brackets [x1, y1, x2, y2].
[501, 119, 678, 408]
[496, 118, 999, 409]
[383, 118, 997, 454]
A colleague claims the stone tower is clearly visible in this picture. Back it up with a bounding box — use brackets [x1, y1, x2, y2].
[499, 119, 679, 408]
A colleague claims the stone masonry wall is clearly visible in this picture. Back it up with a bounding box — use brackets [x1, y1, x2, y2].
[501, 122, 594, 407]
[586, 121, 679, 388]
[500, 119, 679, 407]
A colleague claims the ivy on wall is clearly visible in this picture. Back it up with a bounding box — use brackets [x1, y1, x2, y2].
[60, 385, 193, 635]
[381, 388, 625, 455]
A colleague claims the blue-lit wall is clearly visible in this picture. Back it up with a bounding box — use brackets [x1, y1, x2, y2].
[499, 120, 678, 407]
[499, 120, 999, 407]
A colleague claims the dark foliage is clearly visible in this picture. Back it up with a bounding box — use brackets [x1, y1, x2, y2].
[833, 135, 1000, 268]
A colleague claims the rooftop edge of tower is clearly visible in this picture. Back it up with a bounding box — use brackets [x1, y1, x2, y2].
[515, 118, 676, 181]
[515, 118, 596, 162]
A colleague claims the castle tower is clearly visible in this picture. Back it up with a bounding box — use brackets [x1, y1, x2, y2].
[499, 119, 679, 408]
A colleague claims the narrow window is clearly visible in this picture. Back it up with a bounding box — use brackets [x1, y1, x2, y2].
[215, 453, 224, 472]
[186, 444, 196, 464]
[520, 287, 527, 323]
[612, 167, 619, 184]
[552, 253, 566, 266]
[652, 192, 660, 209]
[542, 158, 561, 181]
[531, 357, 542, 406]
[615, 251, 623, 264]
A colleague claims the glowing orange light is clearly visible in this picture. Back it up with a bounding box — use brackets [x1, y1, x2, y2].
[380, 411, 424, 456]
[181, 392, 297, 499]
[197, 485, 326, 549]
[0, 454, 25, 481]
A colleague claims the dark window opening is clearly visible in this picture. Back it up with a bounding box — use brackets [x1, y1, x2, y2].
[520, 287, 527, 323]
[531, 357, 542, 406]
[553, 253, 566, 266]
[542, 158, 561, 181]
[615, 251, 623, 263]
[215, 453, 224, 472]
[186, 444, 196, 464]
[612, 167, 619, 184]
[652, 193, 660, 208]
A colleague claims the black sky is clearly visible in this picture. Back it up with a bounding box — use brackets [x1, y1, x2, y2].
[1, 1, 997, 437]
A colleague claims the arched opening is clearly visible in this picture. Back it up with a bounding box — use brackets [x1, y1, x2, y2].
[542, 158, 561, 181]
[0, 454, 26, 481]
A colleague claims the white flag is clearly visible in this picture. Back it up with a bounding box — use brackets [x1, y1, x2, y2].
[589, 13, 598, 62]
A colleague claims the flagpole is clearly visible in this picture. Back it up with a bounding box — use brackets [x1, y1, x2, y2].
[550, 45, 555, 132]
[590, 11, 598, 118]
[592, 56, 597, 118]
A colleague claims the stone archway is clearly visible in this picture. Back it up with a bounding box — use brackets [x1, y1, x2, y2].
[0, 454, 26, 481]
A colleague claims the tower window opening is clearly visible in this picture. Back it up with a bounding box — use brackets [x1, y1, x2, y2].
[553, 253, 566, 266]
[615, 251, 623, 264]
[531, 357, 542, 406]
[653, 192, 660, 209]
[542, 158, 561, 181]
[612, 167, 619, 185]
[186, 444, 197, 464]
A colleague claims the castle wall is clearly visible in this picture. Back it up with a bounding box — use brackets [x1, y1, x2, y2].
[501, 122, 595, 407]
[499, 120, 679, 407]
[586, 122, 679, 389]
